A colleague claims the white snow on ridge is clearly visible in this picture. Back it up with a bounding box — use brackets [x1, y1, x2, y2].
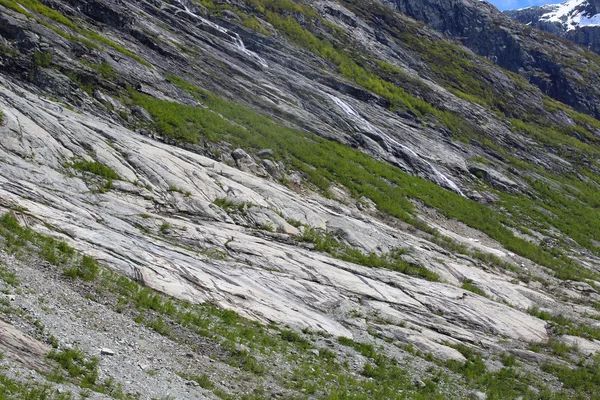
[580, 11, 600, 27]
[532, 0, 600, 31]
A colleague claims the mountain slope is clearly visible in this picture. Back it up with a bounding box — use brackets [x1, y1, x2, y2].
[505, 0, 600, 54]
[381, 0, 600, 118]
[1, 0, 600, 398]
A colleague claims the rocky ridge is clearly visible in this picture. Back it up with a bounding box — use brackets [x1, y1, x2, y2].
[383, 0, 600, 117]
[505, 0, 600, 54]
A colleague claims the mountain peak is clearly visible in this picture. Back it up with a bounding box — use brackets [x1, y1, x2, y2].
[505, 0, 600, 52]
[534, 0, 600, 31]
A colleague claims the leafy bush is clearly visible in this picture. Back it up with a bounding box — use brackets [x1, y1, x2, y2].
[32, 49, 52, 68]
[63, 255, 99, 281]
[47, 347, 99, 387]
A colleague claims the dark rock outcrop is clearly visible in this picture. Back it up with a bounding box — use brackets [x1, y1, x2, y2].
[381, 0, 600, 118]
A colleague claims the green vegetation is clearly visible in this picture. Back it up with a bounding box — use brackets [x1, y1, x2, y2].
[528, 306, 600, 341]
[467, 156, 489, 165]
[461, 279, 487, 297]
[47, 347, 99, 387]
[0, 263, 19, 286]
[97, 61, 117, 80]
[32, 49, 52, 68]
[29, 49, 52, 80]
[63, 255, 100, 281]
[3, 213, 599, 398]
[47, 347, 131, 398]
[300, 226, 440, 280]
[80, 60, 118, 81]
[0, 213, 77, 266]
[0, 0, 149, 66]
[541, 356, 600, 399]
[228, 0, 600, 273]
[0, 210, 99, 284]
[129, 76, 594, 283]
[67, 160, 120, 180]
[432, 233, 519, 273]
[497, 166, 600, 263]
[242, 0, 476, 139]
[159, 221, 171, 234]
[213, 197, 238, 210]
[442, 343, 555, 399]
[0, 372, 73, 399]
[167, 185, 191, 196]
[67, 159, 120, 193]
[184, 373, 214, 390]
[0, 110, 4, 125]
[6, 216, 443, 398]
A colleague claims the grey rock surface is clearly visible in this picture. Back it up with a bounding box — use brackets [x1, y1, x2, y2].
[0, 79, 548, 351]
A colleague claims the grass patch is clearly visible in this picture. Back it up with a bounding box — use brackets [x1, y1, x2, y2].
[167, 185, 191, 196]
[0, 371, 73, 399]
[47, 347, 99, 387]
[67, 160, 120, 180]
[461, 279, 487, 297]
[67, 159, 120, 193]
[130, 76, 594, 283]
[300, 226, 439, 280]
[0, 264, 19, 286]
[47, 347, 131, 398]
[443, 343, 543, 398]
[541, 356, 600, 398]
[528, 306, 600, 340]
[184, 373, 214, 390]
[0, 213, 76, 266]
[63, 255, 99, 281]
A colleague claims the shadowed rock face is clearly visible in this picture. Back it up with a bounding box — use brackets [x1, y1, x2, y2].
[505, 0, 600, 54]
[383, 0, 600, 118]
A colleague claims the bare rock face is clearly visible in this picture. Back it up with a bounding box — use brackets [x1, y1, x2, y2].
[0, 319, 51, 372]
[383, 0, 600, 118]
[0, 0, 599, 397]
[0, 79, 549, 351]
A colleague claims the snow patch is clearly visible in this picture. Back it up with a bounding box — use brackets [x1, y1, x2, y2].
[533, 0, 600, 31]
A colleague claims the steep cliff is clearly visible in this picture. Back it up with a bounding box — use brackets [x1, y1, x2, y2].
[382, 0, 600, 118]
